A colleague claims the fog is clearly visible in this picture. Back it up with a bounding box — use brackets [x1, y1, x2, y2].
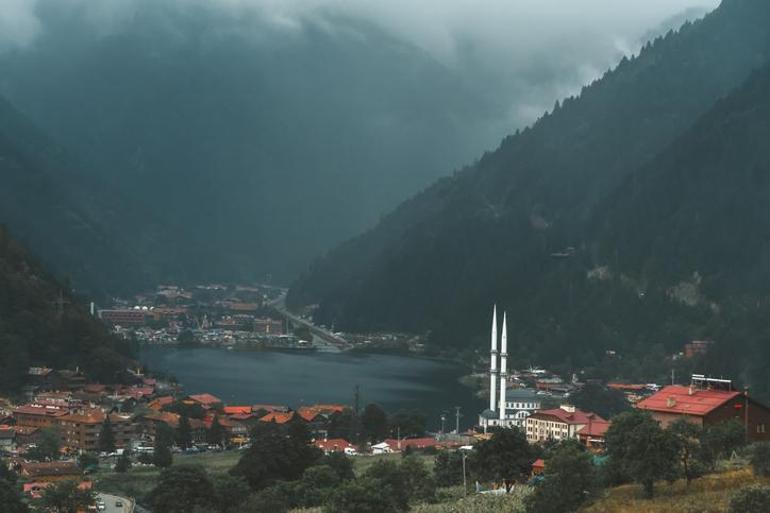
[1, 1, 720, 111]
[0, 0, 721, 284]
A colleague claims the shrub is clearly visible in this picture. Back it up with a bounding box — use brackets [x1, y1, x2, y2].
[750, 442, 770, 477]
[728, 486, 770, 513]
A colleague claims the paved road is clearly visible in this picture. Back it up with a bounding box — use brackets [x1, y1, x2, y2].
[269, 292, 351, 352]
[97, 493, 134, 513]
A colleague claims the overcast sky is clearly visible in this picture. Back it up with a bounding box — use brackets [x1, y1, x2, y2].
[0, 0, 721, 130]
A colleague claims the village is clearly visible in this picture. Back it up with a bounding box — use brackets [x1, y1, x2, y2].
[2, 307, 770, 512]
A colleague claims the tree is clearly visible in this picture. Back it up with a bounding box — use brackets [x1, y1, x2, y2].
[361, 404, 388, 444]
[525, 441, 597, 513]
[115, 450, 132, 473]
[364, 460, 410, 511]
[319, 452, 355, 481]
[699, 420, 745, 470]
[176, 414, 193, 449]
[241, 486, 291, 513]
[471, 428, 534, 482]
[434, 450, 465, 487]
[0, 479, 29, 513]
[570, 383, 630, 419]
[294, 465, 341, 508]
[213, 474, 251, 513]
[231, 423, 322, 490]
[750, 442, 770, 477]
[148, 465, 216, 513]
[40, 480, 95, 513]
[154, 423, 174, 468]
[207, 416, 226, 446]
[98, 416, 116, 454]
[399, 455, 436, 503]
[389, 410, 427, 438]
[605, 410, 678, 498]
[77, 453, 99, 472]
[328, 409, 356, 441]
[668, 419, 704, 484]
[325, 477, 401, 513]
[728, 486, 770, 513]
[27, 427, 61, 461]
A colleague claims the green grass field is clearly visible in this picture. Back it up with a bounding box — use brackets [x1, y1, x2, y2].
[95, 450, 242, 500]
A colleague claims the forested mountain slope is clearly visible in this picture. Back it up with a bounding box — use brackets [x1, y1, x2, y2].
[0, 1, 518, 284]
[0, 226, 133, 393]
[0, 96, 166, 295]
[289, 0, 770, 356]
[583, 61, 770, 397]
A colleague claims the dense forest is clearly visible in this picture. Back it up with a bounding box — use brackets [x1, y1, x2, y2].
[0, 225, 133, 393]
[289, 0, 770, 395]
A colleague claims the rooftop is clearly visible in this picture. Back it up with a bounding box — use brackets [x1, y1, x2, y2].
[636, 385, 742, 416]
[529, 407, 605, 425]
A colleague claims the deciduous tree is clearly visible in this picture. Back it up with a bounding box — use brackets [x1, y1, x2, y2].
[605, 410, 678, 498]
[148, 465, 215, 513]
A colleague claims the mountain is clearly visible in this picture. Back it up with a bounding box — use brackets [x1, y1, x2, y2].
[0, 226, 134, 393]
[0, 1, 519, 285]
[0, 95, 171, 295]
[289, 0, 770, 363]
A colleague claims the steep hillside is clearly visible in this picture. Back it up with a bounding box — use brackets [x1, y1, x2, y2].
[290, 0, 770, 356]
[0, 227, 134, 393]
[0, 2, 516, 284]
[0, 95, 165, 295]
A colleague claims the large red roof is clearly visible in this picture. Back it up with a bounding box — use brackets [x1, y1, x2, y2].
[187, 393, 222, 406]
[529, 407, 605, 425]
[636, 385, 741, 416]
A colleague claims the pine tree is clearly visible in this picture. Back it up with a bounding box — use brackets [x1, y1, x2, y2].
[176, 415, 193, 449]
[98, 416, 116, 454]
[154, 423, 174, 468]
[206, 416, 225, 447]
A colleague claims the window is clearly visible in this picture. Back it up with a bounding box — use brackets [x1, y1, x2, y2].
[757, 424, 766, 434]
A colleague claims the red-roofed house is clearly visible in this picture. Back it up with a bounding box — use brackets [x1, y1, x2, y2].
[383, 437, 443, 451]
[259, 411, 296, 424]
[525, 405, 606, 444]
[531, 458, 545, 476]
[186, 394, 223, 410]
[252, 404, 290, 414]
[224, 406, 252, 416]
[24, 480, 92, 499]
[636, 385, 770, 441]
[148, 396, 174, 411]
[314, 438, 357, 455]
[577, 419, 611, 452]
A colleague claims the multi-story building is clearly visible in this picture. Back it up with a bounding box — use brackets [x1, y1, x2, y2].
[12, 404, 68, 429]
[635, 376, 770, 442]
[525, 405, 606, 444]
[58, 410, 135, 452]
[98, 309, 147, 326]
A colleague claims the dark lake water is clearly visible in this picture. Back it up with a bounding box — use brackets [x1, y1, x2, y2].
[140, 347, 482, 431]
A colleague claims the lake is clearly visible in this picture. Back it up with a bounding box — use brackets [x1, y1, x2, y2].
[140, 347, 483, 431]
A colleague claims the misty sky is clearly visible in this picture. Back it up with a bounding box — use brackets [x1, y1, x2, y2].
[1, 0, 719, 129]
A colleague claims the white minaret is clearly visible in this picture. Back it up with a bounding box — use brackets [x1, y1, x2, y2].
[489, 305, 498, 412]
[498, 312, 508, 421]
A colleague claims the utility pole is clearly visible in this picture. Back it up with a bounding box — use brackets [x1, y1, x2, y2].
[455, 406, 462, 434]
[440, 413, 447, 434]
[353, 385, 360, 415]
[462, 452, 468, 497]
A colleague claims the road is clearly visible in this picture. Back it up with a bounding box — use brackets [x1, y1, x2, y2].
[268, 292, 351, 352]
[97, 493, 134, 513]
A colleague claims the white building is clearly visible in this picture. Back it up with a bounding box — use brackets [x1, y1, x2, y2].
[478, 306, 541, 430]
